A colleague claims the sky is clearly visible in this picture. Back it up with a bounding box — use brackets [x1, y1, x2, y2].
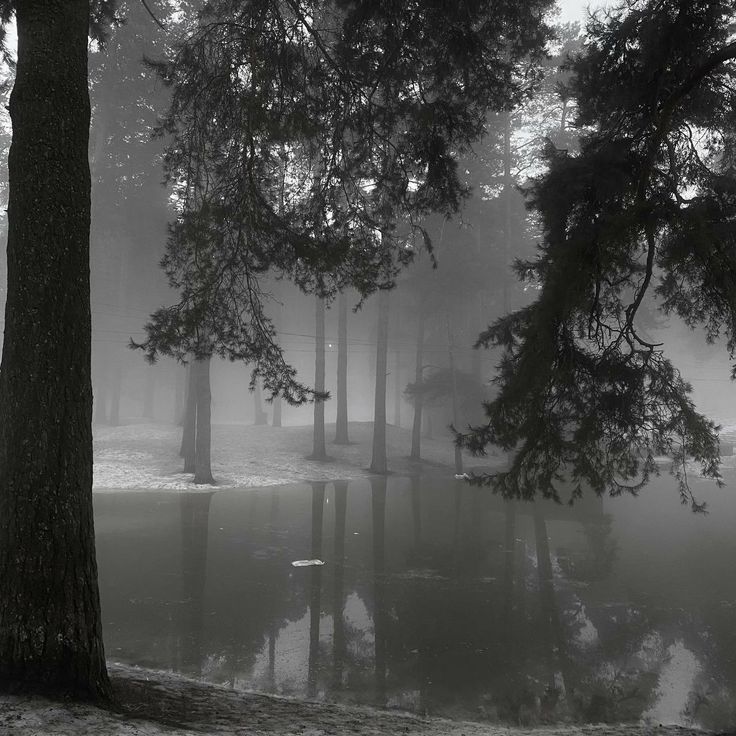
[556, 0, 606, 26]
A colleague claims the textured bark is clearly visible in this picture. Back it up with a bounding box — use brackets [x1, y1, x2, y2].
[193, 357, 214, 484]
[369, 290, 390, 473]
[310, 297, 327, 459]
[0, 0, 111, 699]
[410, 311, 425, 461]
[180, 364, 196, 473]
[334, 293, 349, 444]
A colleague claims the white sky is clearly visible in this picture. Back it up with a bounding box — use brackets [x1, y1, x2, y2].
[555, 0, 607, 26]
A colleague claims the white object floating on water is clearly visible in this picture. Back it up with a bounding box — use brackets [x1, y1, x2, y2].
[291, 559, 325, 567]
[454, 473, 471, 480]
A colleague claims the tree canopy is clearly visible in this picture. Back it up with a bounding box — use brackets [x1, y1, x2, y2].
[457, 0, 736, 511]
[135, 0, 554, 401]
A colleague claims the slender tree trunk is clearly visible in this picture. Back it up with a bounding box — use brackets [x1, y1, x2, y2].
[334, 292, 349, 444]
[180, 364, 196, 473]
[143, 364, 156, 419]
[370, 290, 390, 473]
[194, 357, 214, 485]
[175, 362, 187, 425]
[503, 111, 512, 315]
[447, 313, 464, 475]
[0, 0, 111, 699]
[392, 350, 401, 427]
[272, 394, 282, 427]
[410, 311, 425, 461]
[311, 296, 327, 459]
[253, 378, 267, 425]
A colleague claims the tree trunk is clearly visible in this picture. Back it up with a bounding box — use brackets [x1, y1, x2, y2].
[310, 296, 327, 459]
[180, 364, 196, 473]
[334, 292, 349, 444]
[392, 350, 401, 427]
[253, 378, 268, 425]
[370, 290, 390, 473]
[447, 313, 464, 475]
[410, 311, 425, 461]
[272, 394, 282, 427]
[174, 362, 187, 425]
[0, 0, 111, 699]
[143, 364, 156, 420]
[193, 357, 214, 485]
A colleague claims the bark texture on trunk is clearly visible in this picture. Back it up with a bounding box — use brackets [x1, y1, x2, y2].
[310, 296, 327, 459]
[370, 290, 390, 473]
[334, 293, 349, 444]
[0, 0, 111, 699]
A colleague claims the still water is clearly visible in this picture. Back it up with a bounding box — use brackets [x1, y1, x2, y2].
[95, 472, 736, 730]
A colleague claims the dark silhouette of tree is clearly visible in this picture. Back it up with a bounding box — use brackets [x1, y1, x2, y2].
[136, 0, 555, 417]
[457, 1, 736, 510]
[370, 290, 390, 473]
[334, 293, 350, 444]
[0, 0, 112, 700]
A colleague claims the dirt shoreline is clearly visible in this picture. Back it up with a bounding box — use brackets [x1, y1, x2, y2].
[0, 664, 720, 736]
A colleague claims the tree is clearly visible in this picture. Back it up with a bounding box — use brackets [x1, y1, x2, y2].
[457, 0, 736, 510]
[137, 0, 555, 421]
[0, 0, 112, 698]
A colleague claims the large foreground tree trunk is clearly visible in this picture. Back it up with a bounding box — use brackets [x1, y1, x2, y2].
[334, 292, 349, 444]
[370, 290, 390, 473]
[0, 0, 111, 699]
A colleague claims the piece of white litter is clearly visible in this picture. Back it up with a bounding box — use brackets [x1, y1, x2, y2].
[454, 473, 471, 480]
[291, 559, 325, 567]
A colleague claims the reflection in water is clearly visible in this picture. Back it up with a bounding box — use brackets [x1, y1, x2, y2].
[95, 474, 736, 730]
[371, 477, 388, 706]
[332, 480, 348, 689]
[179, 492, 214, 676]
[307, 482, 326, 698]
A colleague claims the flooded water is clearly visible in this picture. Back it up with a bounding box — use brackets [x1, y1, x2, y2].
[95, 472, 736, 730]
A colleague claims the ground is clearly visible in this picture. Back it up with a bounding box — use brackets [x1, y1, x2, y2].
[1, 420, 732, 735]
[0, 664, 716, 736]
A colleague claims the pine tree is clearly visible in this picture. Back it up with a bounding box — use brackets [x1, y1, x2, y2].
[457, 0, 736, 511]
[0, 0, 112, 699]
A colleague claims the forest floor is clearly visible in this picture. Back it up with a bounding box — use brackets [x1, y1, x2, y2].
[0, 663, 719, 736]
[91, 420, 507, 491]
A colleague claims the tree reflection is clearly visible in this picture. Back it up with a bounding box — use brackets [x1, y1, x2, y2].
[178, 491, 215, 676]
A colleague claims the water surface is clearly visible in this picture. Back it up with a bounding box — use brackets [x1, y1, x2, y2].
[95, 471, 736, 730]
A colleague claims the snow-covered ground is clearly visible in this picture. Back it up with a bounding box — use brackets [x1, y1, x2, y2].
[92, 420, 501, 491]
[0, 663, 713, 736]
